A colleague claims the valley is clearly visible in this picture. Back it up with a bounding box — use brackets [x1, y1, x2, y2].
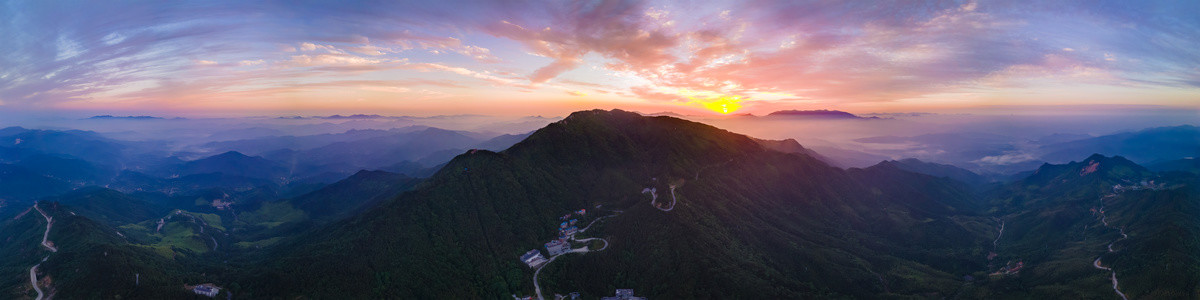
[0, 109, 1195, 299]
[4, 0, 1197, 297]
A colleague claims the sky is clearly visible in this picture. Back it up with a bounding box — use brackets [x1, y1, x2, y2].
[1, 0, 1198, 117]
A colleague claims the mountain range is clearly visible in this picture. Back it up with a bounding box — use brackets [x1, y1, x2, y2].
[0, 110, 1195, 299]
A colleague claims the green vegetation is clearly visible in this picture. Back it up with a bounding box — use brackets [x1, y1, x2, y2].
[239, 201, 305, 229]
[0, 202, 205, 299]
[0, 110, 1194, 299]
[965, 154, 1200, 298]
[235, 237, 285, 249]
[238, 110, 996, 298]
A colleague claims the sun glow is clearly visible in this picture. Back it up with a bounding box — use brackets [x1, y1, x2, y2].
[696, 95, 743, 114]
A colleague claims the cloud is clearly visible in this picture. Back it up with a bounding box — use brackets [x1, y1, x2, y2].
[975, 152, 1037, 165]
[483, 1, 680, 83]
[286, 54, 385, 67]
[1, 0, 1198, 111]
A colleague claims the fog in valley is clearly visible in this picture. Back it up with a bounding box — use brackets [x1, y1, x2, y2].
[1, 106, 1194, 184]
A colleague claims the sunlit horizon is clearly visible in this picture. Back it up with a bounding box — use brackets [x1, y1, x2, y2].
[2, 1, 1198, 116]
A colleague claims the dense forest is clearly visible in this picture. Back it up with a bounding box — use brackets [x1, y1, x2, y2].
[0, 109, 1196, 299]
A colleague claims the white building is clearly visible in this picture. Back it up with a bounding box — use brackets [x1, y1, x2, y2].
[193, 285, 219, 297]
[520, 249, 548, 268]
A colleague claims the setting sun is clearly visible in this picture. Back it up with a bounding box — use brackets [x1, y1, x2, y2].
[697, 95, 743, 114]
[0, 1, 1198, 299]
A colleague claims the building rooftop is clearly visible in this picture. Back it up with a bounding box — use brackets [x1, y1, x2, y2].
[521, 249, 542, 261]
[600, 289, 645, 300]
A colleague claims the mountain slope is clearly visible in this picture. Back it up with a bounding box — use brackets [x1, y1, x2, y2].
[475, 133, 531, 151]
[288, 170, 423, 221]
[162, 151, 291, 181]
[0, 202, 200, 299]
[1148, 157, 1200, 174]
[0, 164, 73, 201]
[0, 127, 129, 167]
[964, 154, 1200, 299]
[878, 158, 989, 187]
[246, 109, 991, 298]
[14, 153, 115, 184]
[751, 137, 840, 167]
[44, 187, 164, 225]
[1039, 125, 1200, 164]
[765, 109, 878, 119]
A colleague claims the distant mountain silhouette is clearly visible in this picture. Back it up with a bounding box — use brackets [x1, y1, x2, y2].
[765, 109, 880, 119]
[1039, 125, 1200, 164]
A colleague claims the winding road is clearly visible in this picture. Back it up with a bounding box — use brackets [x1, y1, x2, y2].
[33, 204, 57, 252]
[29, 203, 57, 300]
[532, 239, 610, 300]
[531, 214, 616, 300]
[993, 219, 1004, 250]
[1092, 258, 1128, 300]
[643, 186, 677, 212]
[662, 185, 678, 211]
[1092, 194, 1130, 300]
[532, 255, 559, 300]
[578, 215, 616, 234]
[30, 256, 48, 300]
[642, 188, 658, 203]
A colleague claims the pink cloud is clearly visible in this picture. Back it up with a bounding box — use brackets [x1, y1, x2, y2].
[484, 1, 680, 83]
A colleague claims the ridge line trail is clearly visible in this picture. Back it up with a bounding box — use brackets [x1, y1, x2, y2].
[33, 203, 57, 252]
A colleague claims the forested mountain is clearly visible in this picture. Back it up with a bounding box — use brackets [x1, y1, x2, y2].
[752, 137, 840, 167]
[877, 158, 990, 187]
[0, 127, 129, 166]
[0, 110, 1195, 299]
[242, 109, 996, 298]
[1148, 157, 1200, 175]
[0, 164, 73, 201]
[1039, 125, 1200, 164]
[0, 201, 203, 299]
[287, 170, 424, 221]
[154, 151, 291, 182]
[45, 187, 165, 225]
[964, 154, 1200, 298]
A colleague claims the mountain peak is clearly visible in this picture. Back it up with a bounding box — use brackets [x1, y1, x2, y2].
[0, 126, 29, 136]
[765, 109, 878, 119]
[498, 109, 767, 172]
[350, 169, 407, 179]
[212, 151, 251, 159]
[561, 109, 642, 123]
[1026, 153, 1151, 185]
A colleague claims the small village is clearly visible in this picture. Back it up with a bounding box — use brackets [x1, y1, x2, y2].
[513, 207, 645, 300]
